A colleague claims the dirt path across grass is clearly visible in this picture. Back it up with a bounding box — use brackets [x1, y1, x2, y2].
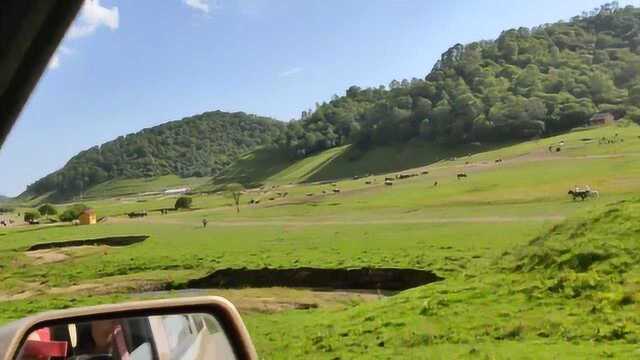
[109, 214, 564, 227]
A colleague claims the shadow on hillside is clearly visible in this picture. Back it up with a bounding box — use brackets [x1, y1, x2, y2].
[209, 147, 295, 188]
[210, 140, 512, 188]
[305, 139, 508, 183]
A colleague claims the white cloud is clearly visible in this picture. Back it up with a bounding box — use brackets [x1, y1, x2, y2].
[279, 67, 303, 78]
[48, 54, 61, 70]
[68, 0, 119, 39]
[47, 47, 74, 71]
[59, 46, 74, 55]
[184, 0, 214, 13]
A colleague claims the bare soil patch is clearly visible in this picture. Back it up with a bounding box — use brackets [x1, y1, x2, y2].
[25, 249, 69, 264]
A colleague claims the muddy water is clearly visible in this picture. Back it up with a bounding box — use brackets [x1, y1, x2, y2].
[27, 234, 149, 251]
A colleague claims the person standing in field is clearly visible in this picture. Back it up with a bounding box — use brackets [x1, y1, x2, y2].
[202, 218, 208, 228]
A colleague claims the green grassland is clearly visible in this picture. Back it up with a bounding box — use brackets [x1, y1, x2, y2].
[1, 124, 640, 358]
[208, 140, 501, 188]
[83, 175, 211, 199]
[247, 197, 640, 359]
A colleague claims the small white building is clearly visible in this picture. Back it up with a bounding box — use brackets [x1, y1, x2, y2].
[164, 187, 191, 195]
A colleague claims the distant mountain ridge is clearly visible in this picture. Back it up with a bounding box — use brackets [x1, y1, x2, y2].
[24, 111, 284, 200]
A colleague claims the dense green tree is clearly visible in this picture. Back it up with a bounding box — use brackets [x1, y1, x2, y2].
[58, 204, 88, 222]
[174, 197, 193, 210]
[37, 204, 57, 218]
[24, 211, 40, 223]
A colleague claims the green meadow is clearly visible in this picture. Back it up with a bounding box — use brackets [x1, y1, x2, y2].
[2, 124, 640, 358]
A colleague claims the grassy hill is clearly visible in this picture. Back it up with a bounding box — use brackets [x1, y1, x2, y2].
[248, 197, 640, 359]
[209, 121, 635, 190]
[81, 175, 210, 199]
[274, 4, 640, 162]
[208, 140, 505, 189]
[22, 111, 284, 202]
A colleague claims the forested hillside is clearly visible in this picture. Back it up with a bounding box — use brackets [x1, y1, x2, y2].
[23, 2, 640, 200]
[24, 111, 283, 199]
[276, 2, 640, 157]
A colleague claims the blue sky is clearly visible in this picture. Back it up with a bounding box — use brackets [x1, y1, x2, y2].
[0, 0, 635, 196]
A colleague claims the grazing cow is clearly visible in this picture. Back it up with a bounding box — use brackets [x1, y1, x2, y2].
[457, 173, 467, 180]
[556, 147, 561, 152]
[385, 177, 394, 182]
[433, 181, 438, 187]
[128, 211, 147, 218]
[421, 171, 429, 175]
[400, 173, 418, 179]
[384, 180, 393, 186]
[268, 197, 275, 201]
[353, 175, 360, 180]
[306, 193, 314, 196]
[495, 158, 503, 163]
[568, 185, 598, 201]
[282, 192, 289, 197]
[0, 221, 6, 227]
[248, 199, 256, 204]
[322, 190, 327, 194]
[333, 189, 341, 193]
[465, 161, 470, 165]
[365, 180, 372, 185]
[568, 190, 588, 201]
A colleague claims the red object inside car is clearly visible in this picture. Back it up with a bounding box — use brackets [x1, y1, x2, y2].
[21, 339, 68, 358]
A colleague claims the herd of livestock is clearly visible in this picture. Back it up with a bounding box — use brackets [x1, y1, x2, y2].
[4, 136, 614, 228]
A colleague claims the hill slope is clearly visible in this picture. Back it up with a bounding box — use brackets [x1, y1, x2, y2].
[211, 121, 638, 188]
[23, 111, 284, 201]
[210, 140, 500, 187]
[276, 3, 640, 159]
